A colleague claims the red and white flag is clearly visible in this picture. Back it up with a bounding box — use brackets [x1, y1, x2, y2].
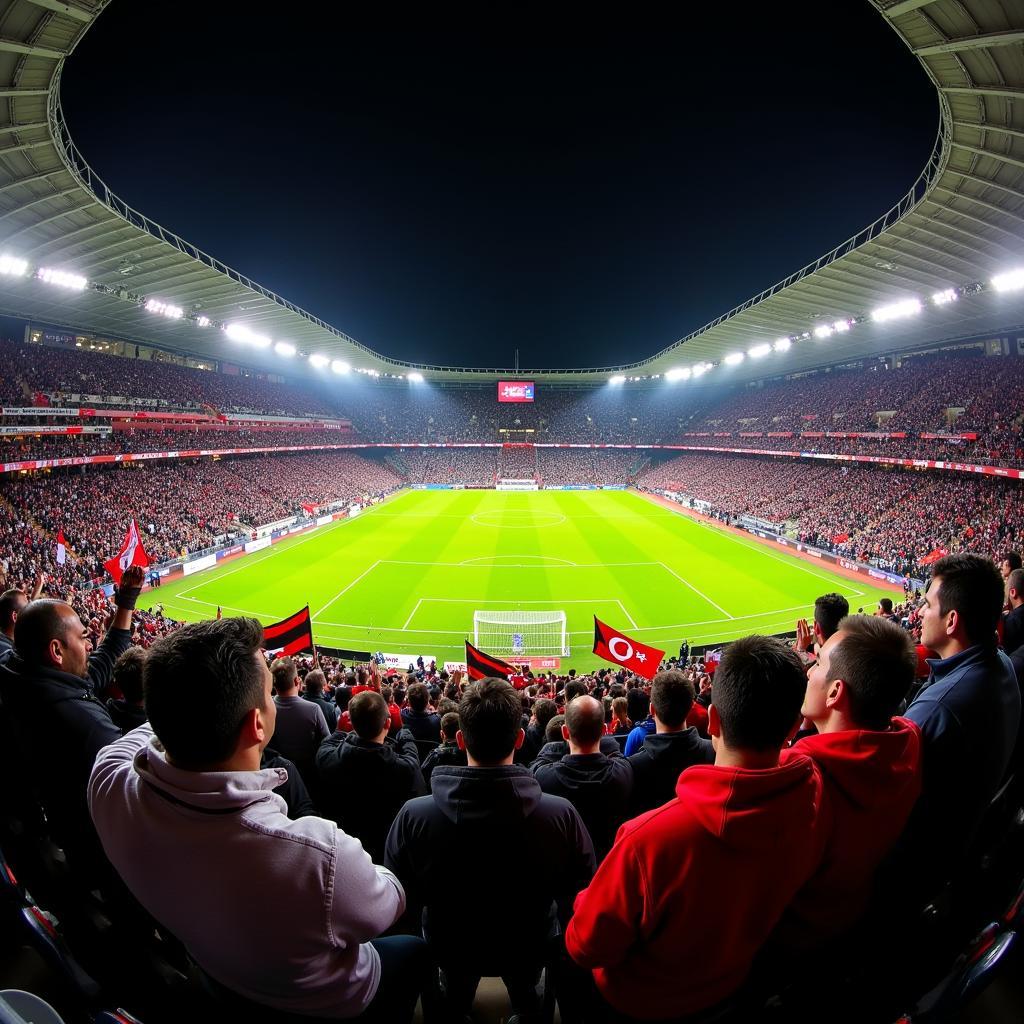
[593, 616, 665, 681]
[55, 529, 67, 566]
[103, 520, 150, 584]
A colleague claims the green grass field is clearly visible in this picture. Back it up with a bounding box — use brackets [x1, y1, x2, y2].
[151, 489, 894, 671]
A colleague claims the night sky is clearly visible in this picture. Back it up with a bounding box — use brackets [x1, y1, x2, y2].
[58, 2, 938, 369]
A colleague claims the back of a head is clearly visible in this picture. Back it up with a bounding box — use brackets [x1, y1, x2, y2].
[304, 668, 325, 695]
[349, 690, 389, 740]
[145, 617, 265, 769]
[713, 636, 806, 753]
[12, 599, 75, 664]
[650, 670, 695, 730]
[814, 593, 850, 641]
[407, 681, 429, 712]
[827, 615, 916, 731]
[1007, 567, 1024, 603]
[545, 714, 565, 744]
[626, 687, 650, 724]
[1001, 550, 1023, 572]
[565, 694, 605, 746]
[0, 588, 26, 634]
[879, 598, 894, 615]
[564, 679, 587, 702]
[458, 677, 522, 764]
[334, 684, 352, 710]
[113, 646, 147, 705]
[533, 698, 558, 730]
[440, 711, 460, 741]
[271, 656, 297, 693]
[933, 553, 1004, 646]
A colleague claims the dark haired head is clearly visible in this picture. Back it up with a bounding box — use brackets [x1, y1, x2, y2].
[407, 682, 429, 712]
[113, 646, 147, 706]
[458, 678, 523, 764]
[145, 618, 267, 769]
[564, 679, 587, 702]
[712, 636, 805, 753]
[0, 588, 28, 635]
[814, 593, 850, 641]
[930, 553, 1004, 647]
[532, 698, 558, 730]
[303, 668, 326, 695]
[349, 691, 390, 740]
[650, 670, 695, 729]
[14, 599, 87, 675]
[626, 687, 650, 724]
[440, 711, 460, 741]
[270, 656, 297, 693]
[545, 714, 565, 744]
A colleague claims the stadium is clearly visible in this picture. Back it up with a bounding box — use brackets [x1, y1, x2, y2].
[0, 0, 1022, 1022]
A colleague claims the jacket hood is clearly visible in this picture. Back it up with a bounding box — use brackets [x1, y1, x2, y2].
[786, 718, 920, 811]
[133, 730, 289, 815]
[640, 728, 711, 760]
[428, 764, 542, 824]
[674, 754, 822, 851]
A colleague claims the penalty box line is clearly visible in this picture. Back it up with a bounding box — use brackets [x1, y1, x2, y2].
[402, 597, 639, 631]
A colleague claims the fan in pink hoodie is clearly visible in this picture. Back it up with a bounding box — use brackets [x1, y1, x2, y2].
[776, 614, 922, 948]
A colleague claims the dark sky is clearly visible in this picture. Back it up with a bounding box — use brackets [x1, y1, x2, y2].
[59, 2, 938, 369]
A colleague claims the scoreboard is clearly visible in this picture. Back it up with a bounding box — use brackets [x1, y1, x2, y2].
[497, 380, 535, 403]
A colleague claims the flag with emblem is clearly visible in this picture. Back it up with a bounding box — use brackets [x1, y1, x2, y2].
[592, 616, 665, 681]
[103, 520, 150, 584]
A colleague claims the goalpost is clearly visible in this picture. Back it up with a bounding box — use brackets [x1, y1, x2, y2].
[473, 609, 570, 658]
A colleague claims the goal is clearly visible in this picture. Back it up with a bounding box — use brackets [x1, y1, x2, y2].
[473, 610, 570, 658]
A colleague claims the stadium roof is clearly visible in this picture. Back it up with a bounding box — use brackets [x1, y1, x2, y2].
[0, 0, 1022, 385]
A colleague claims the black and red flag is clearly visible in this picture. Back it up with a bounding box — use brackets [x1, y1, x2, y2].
[263, 605, 315, 657]
[465, 640, 514, 681]
[593, 616, 665, 681]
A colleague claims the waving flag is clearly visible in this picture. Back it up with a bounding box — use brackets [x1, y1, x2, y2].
[103, 521, 150, 584]
[55, 529, 67, 566]
[465, 641, 514, 681]
[593, 617, 665, 681]
[262, 605, 315, 657]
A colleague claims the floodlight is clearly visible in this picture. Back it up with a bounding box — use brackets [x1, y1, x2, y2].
[196, 316, 211, 327]
[609, 374, 626, 385]
[331, 360, 350, 374]
[225, 323, 272, 348]
[991, 269, 1024, 293]
[37, 267, 86, 291]
[813, 325, 833, 339]
[748, 344, 771, 359]
[275, 341, 296, 357]
[724, 352, 744, 366]
[665, 367, 690, 381]
[932, 288, 957, 305]
[692, 363, 711, 378]
[145, 299, 183, 319]
[408, 371, 424, 382]
[833, 319, 851, 332]
[774, 337, 792, 352]
[0, 255, 27, 276]
[309, 353, 330, 368]
[872, 298, 922, 322]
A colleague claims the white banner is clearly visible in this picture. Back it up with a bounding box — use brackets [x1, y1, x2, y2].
[444, 661, 467, 674]
[349, 504, 362, 518]
[497, 481, 539, 491]
[244, 537, 271, 554]
[379, 652, 436, 671]
[183, 553, 218, 576]
[316, 514, 333, 527]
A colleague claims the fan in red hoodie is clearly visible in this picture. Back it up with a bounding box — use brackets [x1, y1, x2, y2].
[774, 614, 922, 949]
[566, 636, 828, 1021]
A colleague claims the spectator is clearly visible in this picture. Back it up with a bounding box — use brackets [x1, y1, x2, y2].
[400, 681, 441, 743]
[877, 598, 899, 623]
[421, 711, 467, 786]
[106, 646, 148, 734]
[517, 696, 558, 764]
[775, 615, 921, 948]
[566, 637, 826, 1022]
[88, 617, 424, 1021]
[0, 587, 28, 661]
[385, 678, 595, 1021]
[270, 656, 329, 788]
[531, 695, 633, 861]
[627, 670, 714, 816]
[610, 695, 632, 735]
[1003, 567, 1024, 656]
[795, 592, 850, 666]
[622, 689, 654, 755]
[316, 691, 425, 862]
[902, 554, 1021, 896]
[0, 566, 143, 874]
[259, 746, 316, 820]
[302, 668, 338, 731]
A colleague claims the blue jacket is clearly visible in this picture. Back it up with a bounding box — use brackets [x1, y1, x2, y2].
[623, 717, 656, 756]
[903, 644, 1020, 883]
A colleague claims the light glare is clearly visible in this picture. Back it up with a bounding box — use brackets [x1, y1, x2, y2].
[872, 298, 922, 322]
[0, 255, 28, 276]
[408, 371, 424, 383]
[275, 341, 296, 357]
[748, 343, 771, 359]
[331, 360, 350, 374]
[774, 337, 792, 352]
[932, 288, 958, 305]
[309, 354, 330, 368]
[724, 352, 744, 366]
[991, 269, 1024, 293]
[37, 267, 86, 291]
[609, 374, 626, 385]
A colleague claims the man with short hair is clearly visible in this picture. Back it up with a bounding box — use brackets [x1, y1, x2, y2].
[270, 656, 329, 787]
[531, 695, 633, 860]
[400, 681, 441, 742]
[627, 670, 714, 815]
[421, 711, 467, 786]
[903, 554, 1021, 893]
[566, 637, 826, 1021]
[0, 587, 28, 661]
[302, 668, 338, 731]
[89, 617, 424, 1022]
[876, 597, 899, 623]
[316, 691, 425, 862]
[386, 678, 595, 1021]
[1002, 567, 1024, 656]
[0, 566, 144, 871]
[516, 696, 558, 764]
[795, 592, 850, 665]
[776, 615, 921, 947]
[106, 646, 148, 734]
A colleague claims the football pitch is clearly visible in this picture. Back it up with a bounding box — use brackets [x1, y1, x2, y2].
[152, 489, 895, 671]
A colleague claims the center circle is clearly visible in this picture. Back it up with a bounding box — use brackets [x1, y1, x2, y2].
[470, 510, 567, 529]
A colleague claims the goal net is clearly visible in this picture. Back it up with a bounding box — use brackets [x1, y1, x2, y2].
[473, 609, 570, 658]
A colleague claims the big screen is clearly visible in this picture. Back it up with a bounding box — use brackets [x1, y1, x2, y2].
[497, 381, 535, 403]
